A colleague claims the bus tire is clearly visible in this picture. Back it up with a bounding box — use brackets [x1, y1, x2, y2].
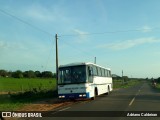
[106, 86, 110, 95]
[91, 96, 95, 100]
[91, 88, 97, 100]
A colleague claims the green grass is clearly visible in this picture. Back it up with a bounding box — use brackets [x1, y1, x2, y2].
[156, 83, 160, 91]
[0, 90, 57, 111]
[0, 94, 24, 111]
[0, 77, 56, 92]
[0, 77, 57, 111]
[157, 84, 160, 88]
[113, 79, 142, 89]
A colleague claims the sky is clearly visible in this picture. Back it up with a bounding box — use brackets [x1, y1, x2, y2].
[1, 0, 160, 78]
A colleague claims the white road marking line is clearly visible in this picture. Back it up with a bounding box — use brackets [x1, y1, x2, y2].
[51, 111, 60, 115]
[51, 107, 71, 115]
[59, 107, 71, 111]
[129, 85, 143, 106]
[129, 97, 135, 106]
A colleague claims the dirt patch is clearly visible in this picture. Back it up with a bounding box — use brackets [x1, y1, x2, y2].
[0, 92, 19, 95]
[0, 92, 11, 95]
[0, 91, 75, 111]
[18, 98, 74, 111]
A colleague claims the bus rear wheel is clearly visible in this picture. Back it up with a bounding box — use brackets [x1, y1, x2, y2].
[106, 86, 110, 95]
[91, 88, 98, 100]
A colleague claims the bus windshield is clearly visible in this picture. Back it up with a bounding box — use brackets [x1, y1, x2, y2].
[58, 65, 86, 85]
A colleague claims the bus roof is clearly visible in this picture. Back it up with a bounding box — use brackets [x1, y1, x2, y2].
[59, 62, 111, 70]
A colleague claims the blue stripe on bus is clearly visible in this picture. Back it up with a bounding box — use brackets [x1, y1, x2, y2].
[58, 92, 90, 99]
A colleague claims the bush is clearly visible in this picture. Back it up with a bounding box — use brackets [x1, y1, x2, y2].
[10, 89, 57, 102]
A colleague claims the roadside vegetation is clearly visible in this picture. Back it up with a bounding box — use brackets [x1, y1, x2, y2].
[0, 70, 145, 111]
[0, 77, 57, 111]
[155, 83, 160, 91]
[156, 83, 160, 88]
[0, 77, 56, 92]
[149, 77, 160, 91]
[155, 78, 160, 91]
[113, 79, 142, 89]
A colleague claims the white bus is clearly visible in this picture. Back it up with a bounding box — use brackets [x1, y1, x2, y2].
[58, 62, 113, 100]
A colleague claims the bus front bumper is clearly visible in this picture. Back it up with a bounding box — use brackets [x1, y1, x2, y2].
[58, 93, 90, 99]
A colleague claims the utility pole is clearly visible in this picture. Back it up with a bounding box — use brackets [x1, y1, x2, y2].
[94, 57, 96, 64]
[122, 70, 124, 84]
[55, 34, 58, 91]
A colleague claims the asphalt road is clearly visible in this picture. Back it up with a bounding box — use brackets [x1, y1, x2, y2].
[18, 81, 160, 120]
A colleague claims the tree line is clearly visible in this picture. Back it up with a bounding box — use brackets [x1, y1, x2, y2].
[0, 69, 56, 78]
[154, 77, 160, 84]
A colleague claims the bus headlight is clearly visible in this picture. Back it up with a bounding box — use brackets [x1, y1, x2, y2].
[79, 94, 86, 97]
[83, 94, 86, 97]
[59, 95, 65, 98]
[79, 94, 82, 97]
[62, 95, 65, 98]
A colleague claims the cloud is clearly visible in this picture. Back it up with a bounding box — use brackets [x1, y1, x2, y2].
[25, 5, 55, 21]
[73, 29, 88, 35]
[0, 40, 8, 49]
[24, 4, 70, 24]
[99, 37, 160, 50]
[0, 40, 28, 50]
[0, 39, 51, 67]
[141, 25, 152, 33]
[73, 29, 89, 43]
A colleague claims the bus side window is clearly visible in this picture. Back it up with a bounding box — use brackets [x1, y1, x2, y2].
[102, 69, 105, 77]
[107, 70, 109, 77]
[88, 66, 93, 76]
[88, 66, 93, 83]
[97, 67, 100, 76]
[101, 69, 104, 77]
[105, 70, 107, 77]
[100, 68, 102, 77]
[97, 67, 99, 76]
[96, 67, 99, 76]
[109, 71, 111, 77]
[92, 66, 97, 76]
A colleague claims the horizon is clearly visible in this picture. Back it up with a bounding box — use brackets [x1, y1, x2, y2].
[1, 0, 160, 78]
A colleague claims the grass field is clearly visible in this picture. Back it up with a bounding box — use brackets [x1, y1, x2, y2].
[0, 77, 57, 111]
[113, 79, 142, 89]
[0, 77, 56, 92]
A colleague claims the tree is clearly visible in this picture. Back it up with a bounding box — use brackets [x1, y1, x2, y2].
[156, 77, 160, 83]
[7, 71, 12, 77]
[35, 71, 41, 77]
[0, 70, 7, 77]
[12, 70, 23, 78]
[123, 76, 128, 82]
[23, 71, 28, 78]
[23, 70, 36, 78]
[28, 70, 36, 78]
[112, 74, 121, 80]
[41, 71, 53, 78]
[53, 73, 56, 78]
